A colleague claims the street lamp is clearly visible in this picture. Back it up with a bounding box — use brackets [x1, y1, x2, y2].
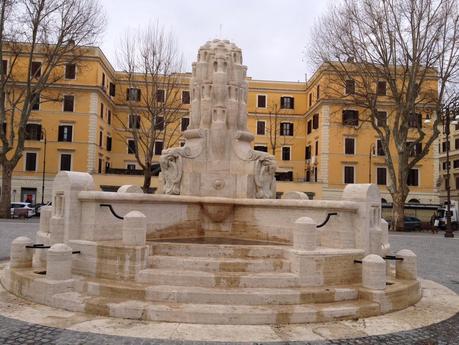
[41, 128, 47, 205]
[441, 106, 458, 238]
[369, 143, 375, 183]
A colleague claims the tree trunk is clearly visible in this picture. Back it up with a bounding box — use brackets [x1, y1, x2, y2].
[0, 164, 13, 218]
[392, 193, 406, 231]
[142, 168, 152, 194]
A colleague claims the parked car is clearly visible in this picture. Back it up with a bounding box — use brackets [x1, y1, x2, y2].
[10, 202, 35, 218]
[403, 216, 422, 231]
[35, 202, 52, 217]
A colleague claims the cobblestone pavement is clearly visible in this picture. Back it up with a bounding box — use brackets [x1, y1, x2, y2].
[0, 313, 457, 344]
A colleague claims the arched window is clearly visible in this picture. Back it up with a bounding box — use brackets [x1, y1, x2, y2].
[408, 198, 420, 204]
[381, 198, 388, 204]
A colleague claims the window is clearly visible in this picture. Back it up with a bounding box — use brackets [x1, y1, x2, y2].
[60, 154, 72, 171]
[308, 93, 312, 107]
[256, 121, 265, 135]
[342, 110, 359, 126]
[107, 110, 111, 125]
[315, 141, 319, 156]
[456, 176, 459, 189]
[99, 130, 103, 147]
[98, 158, 102, 174]
[257, 95, 266, 108]
[128, 114, 140, 129]
[128, 139, 136, 154]
[305, 145, 311, 160]
[126, 88, 141, 102]
[109, 82, 116, 97]
[312, 114, 319, 129]
[58, 125, 73, 142]
[280, 96, 294, 109]
[154, 115, 164, 130]
[454, 160, 459, 169]
[156, 89, 165, 103]
[25, 152, 37, 171]
[307, 120, 312, 134]
[408, 141, 422, 157]
[254, 145, 268, 152]
[106, 136, 112, 151]
[1, 60, 7, 75]
[182, 91, 190, 104]
[345, 79, 355, 95]
[100, 103, 104, 119]
[314, 167, 318, 182]
[63, 95, 74, 112]
[154, 141, 163, 155]
[442, 141, 450, 152]
[408, 113, 422, 128]
[101, 73, 105, 87]
[25, 124, 42, 140]
[377, 81, 387, 96]
[344, 137, 355, 155]
[105, 161, 110, 173]
[65, 64, 76, 79]
[31, 93, 40, 110]
[305, 170, 311, 182]
[455, 138, 459, 150]
[31, 61, 41, 78]
[377, 167, 387, 185]
[181, 117, 189, 132]
[376, 139, 385, 156]
[280, 122, 294, 136]
[316, 85, 320, 99]
[376, 111, 387, 127]
[344, 166, 355, 184]
[282, 146, 291, 161]
[407, 169, 419, 186]
[127, 164, 136, 171]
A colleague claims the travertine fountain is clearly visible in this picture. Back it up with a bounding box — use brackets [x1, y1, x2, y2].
[1, 39, 421, 325]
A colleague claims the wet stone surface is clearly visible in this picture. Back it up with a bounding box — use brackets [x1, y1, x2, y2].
[0, 313, 457, 344]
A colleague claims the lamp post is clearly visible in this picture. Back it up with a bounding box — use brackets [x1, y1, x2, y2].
[369, 143, 375, 183]
[41, 128, 47, 205]
[443, 107, 455, 238]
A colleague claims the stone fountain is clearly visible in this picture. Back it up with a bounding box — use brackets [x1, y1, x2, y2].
[1, 39, 421, 325]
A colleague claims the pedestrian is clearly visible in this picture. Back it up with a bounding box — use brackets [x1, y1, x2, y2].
[430, 212, 438, 234]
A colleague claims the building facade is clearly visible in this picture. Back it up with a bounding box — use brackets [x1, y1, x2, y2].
[1, 45, 439, 205]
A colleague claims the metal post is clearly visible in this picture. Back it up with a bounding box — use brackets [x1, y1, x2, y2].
[369, 143, 375, 183]
[445, 108, 455, 238]
[41, 128, 47, 205]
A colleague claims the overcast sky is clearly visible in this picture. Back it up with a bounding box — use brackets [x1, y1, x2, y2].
[98, 0, 333, 82]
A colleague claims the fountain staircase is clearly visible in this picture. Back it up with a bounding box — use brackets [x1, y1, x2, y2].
[50, 238, 385, 324]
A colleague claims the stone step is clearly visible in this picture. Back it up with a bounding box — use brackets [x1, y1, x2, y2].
[144, 285, 359, 305]
[51, 292, 380, 324]
[136, 269, 299, 288]
[77, 278, 359, 305]
[149, 241, 288, 259]
[148, 255, 291, 273]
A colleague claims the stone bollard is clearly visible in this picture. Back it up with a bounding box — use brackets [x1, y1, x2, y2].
[396, 249, 417, 280]
[39, 206, 53, 234]
[117, 185, 143, 193]
[362, 254, 386, 290]
[10, 237, 34, 268]
[123, 211, 147, 246]
[293, 217, 317, 251]
[46, 243, 72, 280]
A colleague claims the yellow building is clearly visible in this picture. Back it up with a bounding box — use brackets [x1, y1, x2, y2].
[1, 45, 438, 205]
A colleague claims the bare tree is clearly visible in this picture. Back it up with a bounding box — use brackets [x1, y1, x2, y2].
[115, 22, 185, 193]
[0, 0, 105, 218]
[309, 0, 459, 230]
